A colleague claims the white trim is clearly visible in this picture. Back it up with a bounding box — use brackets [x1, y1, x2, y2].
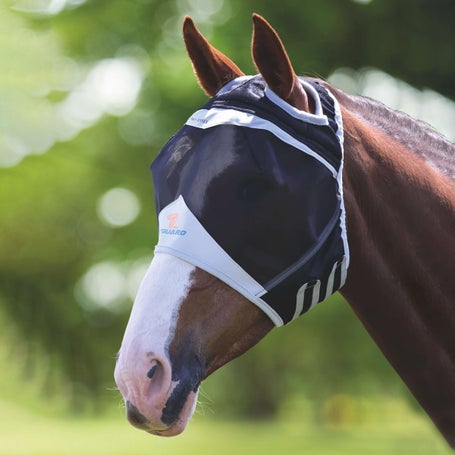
[216, 76, 326, 123]
[155, 248, 284, 326]
[324, 85, 345, 148]
[294, 282, 309, 320]
[186, 108, 338, 177]
[325, 88, 350, 272]
[323, 262, 338, 302]
[309, 280, 322, 310]
[264, 82, 326, 123]
[294, 279, 322, 320]
[300, 80, 324, 116]
[154, 195, 284, 326]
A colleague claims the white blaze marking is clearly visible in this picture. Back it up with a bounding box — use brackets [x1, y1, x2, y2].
[115, 253, 195, 404]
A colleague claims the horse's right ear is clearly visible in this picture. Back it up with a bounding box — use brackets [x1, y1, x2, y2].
[183, 16, 245, 97]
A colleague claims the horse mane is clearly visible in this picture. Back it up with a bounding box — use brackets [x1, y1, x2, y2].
[323, 82, 455, 180]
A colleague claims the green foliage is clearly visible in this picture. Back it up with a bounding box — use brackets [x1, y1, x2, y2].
[0, 398, 451, 455]
[0, 0, 453, 422]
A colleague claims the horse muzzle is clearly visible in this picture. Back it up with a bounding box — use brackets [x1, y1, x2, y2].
[114, 349, 205, 436]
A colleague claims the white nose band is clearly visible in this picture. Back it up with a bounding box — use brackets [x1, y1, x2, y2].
[154, 195, 280, 325]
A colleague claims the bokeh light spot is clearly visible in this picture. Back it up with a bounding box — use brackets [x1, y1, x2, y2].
[80, 261, 127, 311]
[97, 187, 141, 228]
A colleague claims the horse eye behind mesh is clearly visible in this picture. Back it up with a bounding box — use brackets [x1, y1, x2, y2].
[238, 179, 272, 201]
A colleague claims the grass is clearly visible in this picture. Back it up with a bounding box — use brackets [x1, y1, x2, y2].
[0, 398, 452, 455]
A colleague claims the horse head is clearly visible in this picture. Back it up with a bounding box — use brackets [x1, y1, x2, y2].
[114, 14, 348, 436]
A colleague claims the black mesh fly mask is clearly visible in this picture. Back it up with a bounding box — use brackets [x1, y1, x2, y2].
[151, 76, 349, 326]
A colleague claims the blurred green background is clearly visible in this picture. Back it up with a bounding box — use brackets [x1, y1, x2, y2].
[1, 0, 454, 453]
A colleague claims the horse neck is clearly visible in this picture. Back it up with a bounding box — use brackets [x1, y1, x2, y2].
[339, 105, 455, 446]
[341, 106, 455, 303]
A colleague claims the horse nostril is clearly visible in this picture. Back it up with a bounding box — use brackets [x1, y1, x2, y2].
[126, 401, 150, 430]
[145, 359, 170, 402]
[147, 364, 157, 379]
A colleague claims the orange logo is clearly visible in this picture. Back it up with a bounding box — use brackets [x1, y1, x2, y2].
[167, 213, 179, 229]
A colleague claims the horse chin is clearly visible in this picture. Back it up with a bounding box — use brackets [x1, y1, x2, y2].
[148, 389, 199, 437]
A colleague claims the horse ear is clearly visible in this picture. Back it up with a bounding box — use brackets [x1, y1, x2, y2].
[251, 14, 310, 112]
[183, 16, 245, 97]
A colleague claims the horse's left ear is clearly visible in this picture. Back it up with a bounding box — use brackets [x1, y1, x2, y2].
[183, 16, 245, 97]
[251, 14, 310, 112]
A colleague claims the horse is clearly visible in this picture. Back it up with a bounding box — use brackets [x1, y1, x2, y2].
[114, 14, 455, 445]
